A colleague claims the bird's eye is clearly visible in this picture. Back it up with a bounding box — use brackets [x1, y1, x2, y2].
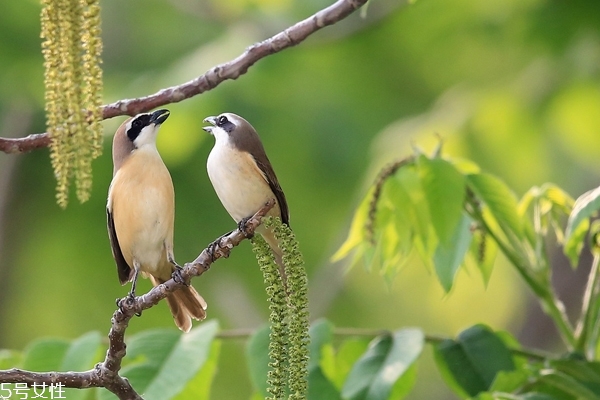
[217, 115, 228, 126]
[132, 119, 143, 128]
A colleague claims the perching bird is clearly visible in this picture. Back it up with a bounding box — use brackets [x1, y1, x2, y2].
[203, 113, 289, 269]
[107, 109, 207, 332]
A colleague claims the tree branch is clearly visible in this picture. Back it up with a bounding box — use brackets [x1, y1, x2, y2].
[0, 200, 275, 400]
[0, 0, 368, 155]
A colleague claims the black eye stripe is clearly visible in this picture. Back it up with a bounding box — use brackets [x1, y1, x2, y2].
[127, 114, 152, 142]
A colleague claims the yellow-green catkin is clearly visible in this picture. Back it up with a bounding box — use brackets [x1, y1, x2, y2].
[41, 0, 103, 208]
[252, 235, 288, 400]
[269, 218, 309, 400]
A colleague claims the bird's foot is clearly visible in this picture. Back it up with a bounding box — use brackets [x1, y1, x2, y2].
[208, 231, 233, 261]
[238, 216, 254, 238]
[116, 294, 142, 316]
[171, 265, 188, 286]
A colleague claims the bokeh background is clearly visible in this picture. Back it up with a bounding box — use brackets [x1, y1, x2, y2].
[1, 0, 600, 398]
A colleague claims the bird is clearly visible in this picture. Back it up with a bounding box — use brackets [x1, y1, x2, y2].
[203, 113, 290, 271]
[107, 108, 207, 332]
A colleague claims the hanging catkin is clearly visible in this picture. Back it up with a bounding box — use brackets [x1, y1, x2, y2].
[41, 0, 103, 208]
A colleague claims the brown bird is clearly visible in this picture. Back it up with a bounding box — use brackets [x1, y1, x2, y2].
[203, 113, 289, 269]
[107, 109, 207, 332]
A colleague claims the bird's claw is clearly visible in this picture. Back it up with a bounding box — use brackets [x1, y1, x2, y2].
[171, 265, 188, 286]
[238, 216, 254, 238]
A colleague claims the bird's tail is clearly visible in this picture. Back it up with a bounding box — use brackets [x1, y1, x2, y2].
[150, 275, 208, 333]
[260, 228, 288, 290]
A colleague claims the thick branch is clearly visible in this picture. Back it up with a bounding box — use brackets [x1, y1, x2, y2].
[0, 200, 275, 400]
[0, 0, 368, 154]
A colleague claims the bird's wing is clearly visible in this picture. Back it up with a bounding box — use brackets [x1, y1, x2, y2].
[253, 156, 290, 226]
[106, 206, 133, 284]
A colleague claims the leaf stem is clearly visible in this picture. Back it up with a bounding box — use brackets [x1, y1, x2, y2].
[465, 196, 576, 349]
[575, 254, 600, 358]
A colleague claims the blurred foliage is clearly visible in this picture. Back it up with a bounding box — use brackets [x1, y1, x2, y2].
[2, 0, 600, 398]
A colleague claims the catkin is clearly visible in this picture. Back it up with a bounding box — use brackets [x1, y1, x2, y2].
[41, 0, 103, 208]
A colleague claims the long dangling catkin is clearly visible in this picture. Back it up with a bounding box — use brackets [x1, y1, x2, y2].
[269, 218, 310, 400]
[41, 0, 103, 208]
[253, 235, 288, 400]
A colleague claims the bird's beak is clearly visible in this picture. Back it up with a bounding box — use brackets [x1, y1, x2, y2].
[202, 116, 217, 133]
[150, 109, 170, 125]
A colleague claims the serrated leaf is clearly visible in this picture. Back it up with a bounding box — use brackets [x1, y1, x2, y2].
[341, 328, 424, 400]
[467, 173, 523, 240]
[246, 324, 271, 397]
[433, 212, 473, 292]
[418, 156, 466, 245]
[433, 324, 516, 397]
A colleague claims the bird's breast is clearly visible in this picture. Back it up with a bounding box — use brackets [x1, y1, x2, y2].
[108, 148, 174, 275]
[207, 142, 281, 222]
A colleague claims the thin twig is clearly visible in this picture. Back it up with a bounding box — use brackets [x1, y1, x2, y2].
[0, 0, 368, 155]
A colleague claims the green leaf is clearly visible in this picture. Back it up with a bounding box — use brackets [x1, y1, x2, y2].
[246, 324, 271, 397]
[173, 340, 221, 400]
[564, 218, 589, 266]
[551, 359, 600, 387]
[418, 155, 466, 244]
[0, 349, 21, 370]
[467, 173, 523, 239]
[98, 322, 219, 400]
[331, 188, 373, 262]
[392, 166, 435, 257]
[388, 363, 417, 400]
[60, 331, 102, 372]
[469, 228, 499, 287]
[539, 370, 600, 400]
[321, 339, 370, 390]
[60, 331, 103, 400]
[490, 369, 531, 392]
[21, 338, 70, 371]
[433, 212, 473, 291]
[341, 328, 424, 400]
[306, 319, 340, 399]
[309, 319, 334, 371]
[308, 367, 341, 400]
[475, 393, 557, 400]
[564, 187, 600, 264]
[433, 324, 516, 397]
[566, 186, 600, 242]
[142, 321, 219, 400]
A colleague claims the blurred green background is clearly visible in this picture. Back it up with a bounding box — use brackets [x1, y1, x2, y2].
[1, 0, 600, 398]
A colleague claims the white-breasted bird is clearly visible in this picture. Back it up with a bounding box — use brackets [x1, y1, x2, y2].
[203, 113, 290, 269]
[107, 109, 207, 332]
